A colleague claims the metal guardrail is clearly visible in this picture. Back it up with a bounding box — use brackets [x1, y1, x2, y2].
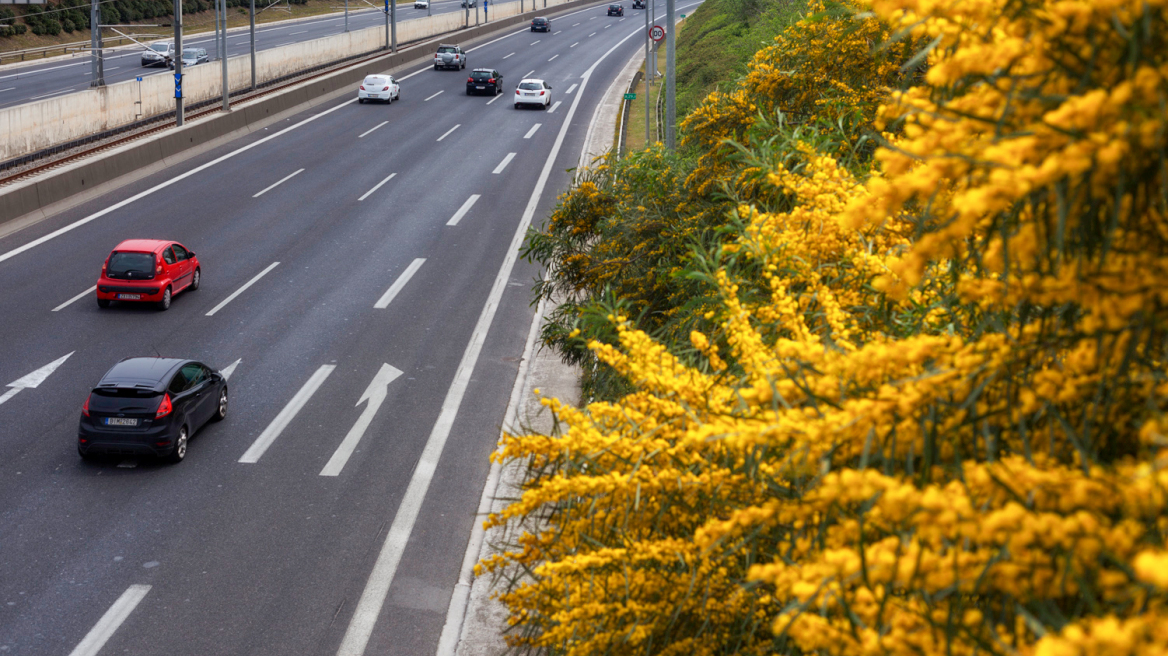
[0, 33, 164, 64]
[616, 69, 640, 158]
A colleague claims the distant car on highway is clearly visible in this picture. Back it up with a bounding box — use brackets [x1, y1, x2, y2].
[96, 239, 200, 311]
[461, 0, 476, 6]
[531, 17, 550, 31]
[358, 74, 400, 103]
[632, 0, 644, 7]
[140, 42, 175, 67]
[78, 357, 228, 463]
[168, 47, 209, 70]
[515, 78, 552, 109]
[434, 44, 467, 70]
[414, 0, 429, 8]
[467, 68, 504, 95]
[607, 3, 624, 14]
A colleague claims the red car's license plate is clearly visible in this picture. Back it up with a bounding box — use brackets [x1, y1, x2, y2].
[117, 293, 141, 300]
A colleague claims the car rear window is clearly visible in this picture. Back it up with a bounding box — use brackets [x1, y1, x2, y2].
[363, 76, 386, 85]
[438, 46, 457, 53]
[519, 82, 542, 90]
[471, 71, 491, 79]
[93, 387, 160, 398]
[107, 252, 155, 277]
[533, 18, 547, 23]
[151, 43, 169, 52]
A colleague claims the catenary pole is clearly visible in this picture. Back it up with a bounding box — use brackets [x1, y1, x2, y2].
[173, 0, 183, 125]
[249, 0, 256, 90]
[220, 0, 229, 109]
[345, 0, 349, 31]
[89, 0, 104, 86]
[644, 5, 650, 144]
[391, 0, 396, 51]
[665, 0, 675, 149]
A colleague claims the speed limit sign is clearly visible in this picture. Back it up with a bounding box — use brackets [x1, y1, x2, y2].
[650, 24, 666, 41]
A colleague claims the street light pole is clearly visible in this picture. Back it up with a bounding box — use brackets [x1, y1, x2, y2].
[664, 0, 675, 149]
[344, 0, 349, 31]
[250, 0, 256, 90]
[644, 7, 650, 145]
[89, 0, 104, 86]
[173, 0, 183, 126]
[391, 0, 396, 52]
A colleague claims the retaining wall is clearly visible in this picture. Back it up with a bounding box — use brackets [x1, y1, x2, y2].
[0, 0, 563, 161]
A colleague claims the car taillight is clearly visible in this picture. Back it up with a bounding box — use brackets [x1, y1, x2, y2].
[540, 90, 545, 95]
[468, 77, 474, 82]
[455, 54, 459, 59]
[156, 393, 173, 419]
[382, 86, 389, 91]
[360, 85, 366, 90]
[488, 78, 495, 84]
[82, 395, 91, 417]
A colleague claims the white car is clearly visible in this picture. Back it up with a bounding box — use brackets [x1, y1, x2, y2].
[358, 74, 400, 103]
[414, 0, 429, 7]
[141, 42, 175, 67]
[514, 79, 552, 109]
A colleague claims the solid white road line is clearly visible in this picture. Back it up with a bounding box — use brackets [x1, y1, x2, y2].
[320, 363, 404, 477]
[290, 30, 308, 34]
[492, 152, 516, 174]
[358, 121, 388, 138]
[566, 83, 578, 93]
[424, 89, 444, 101]
[205, 261, 280, 316]
[437, 124, 461, 141]
[253, 168, 304, 197]
[486, 93, 504, 105]
[548, 101, 562, 113]
[548, 54, 559, 61]
[221, 358, 242, 380]
[446, 195, 480, 226]
[570, 42, 579, 47]
[67, 585, 151, 656]
[29, 88, 75, 100]
[53, 286, 96, 312]
[358, 173, 397, 201]
[374, 258, 425, 308]
[339, 20, 639, 656]
[0, 88, 15, 93]
[0, 61, 85, 81]
[523, 123, 541, 139]
[239, 364, 335, 463]
[503, 52, 514, 59]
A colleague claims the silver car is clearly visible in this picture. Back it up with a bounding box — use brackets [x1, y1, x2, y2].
[141, 42, 175, 67]
[433, 44, 467, 71]
[168, 48, 209, 69]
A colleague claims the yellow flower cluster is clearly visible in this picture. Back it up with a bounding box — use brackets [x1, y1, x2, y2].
[487, 0, 1168, 654]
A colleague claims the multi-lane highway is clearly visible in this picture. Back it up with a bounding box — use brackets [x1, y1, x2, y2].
[0, 2, 696, 654]
[0, 0, 490, 110]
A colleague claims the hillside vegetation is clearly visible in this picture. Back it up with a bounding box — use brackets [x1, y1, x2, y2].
[487, 0, 1168, 654]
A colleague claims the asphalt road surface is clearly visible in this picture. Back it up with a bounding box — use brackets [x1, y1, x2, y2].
[0, 2, 699, 654]
[0, 0, 499, 111]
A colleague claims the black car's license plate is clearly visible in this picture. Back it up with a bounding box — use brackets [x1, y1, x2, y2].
[476, 85, 485, 89]
[104, 417, 139, 426]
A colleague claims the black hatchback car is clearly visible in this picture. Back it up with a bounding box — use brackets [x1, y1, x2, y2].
[607, 3, 624, 15]
[467, 68, 504, 95]
[78, 357, 228, 463]
[531, 17, 550, 31]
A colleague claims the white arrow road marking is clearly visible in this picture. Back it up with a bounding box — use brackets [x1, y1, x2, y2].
[375, 258, 425, 309]
[492, 152, 516, 174]
[220, 359, 242, 380]
[239, 364, 335, 463]
[67, 585, 151, 656]
[53, 286, 96, 312]
[447, 195, 480, 227]
[320, 363, 403, 477]
[206, 262, 280, 316]
[2, 352, 74, 406]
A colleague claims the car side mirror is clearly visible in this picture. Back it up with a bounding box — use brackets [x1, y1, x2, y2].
[186, 251, 195, 258]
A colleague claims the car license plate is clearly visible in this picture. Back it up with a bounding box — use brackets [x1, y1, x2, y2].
[476, 85, 485, 89]
[104, 417, 139, 426]
[117, 293, 141, 300]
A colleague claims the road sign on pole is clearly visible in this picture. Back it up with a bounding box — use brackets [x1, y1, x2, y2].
[623, 92, 636, 100]
[650, 24, 665, 41]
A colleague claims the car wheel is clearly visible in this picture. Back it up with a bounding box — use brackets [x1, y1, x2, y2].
[97, 298, 111, 308]
[213, 387, 228, 422]
[165, 425, 189, 463]
[190, 268, 201, 291]
[358, 98, 365, 104]
[78, 446, 95, 461]
[157, 286, 172, 311]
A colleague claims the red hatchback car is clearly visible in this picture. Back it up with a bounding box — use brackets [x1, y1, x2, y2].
[96, 239, 200, 311]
